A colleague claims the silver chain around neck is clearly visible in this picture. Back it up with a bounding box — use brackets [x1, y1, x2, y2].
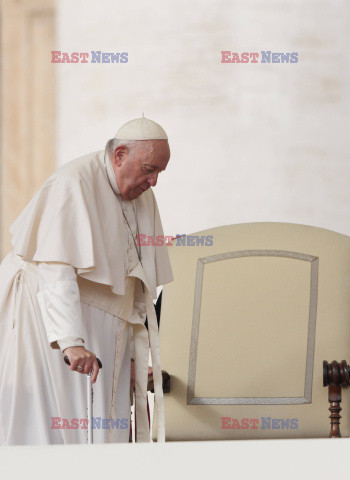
[103, 150, 142, 266]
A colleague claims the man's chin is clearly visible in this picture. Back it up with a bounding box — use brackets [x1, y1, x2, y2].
[122, 189, 144, 201]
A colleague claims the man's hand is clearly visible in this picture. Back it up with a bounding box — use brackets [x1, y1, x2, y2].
[64, 346, 100, 383]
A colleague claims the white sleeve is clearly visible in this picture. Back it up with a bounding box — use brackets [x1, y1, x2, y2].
[57, 336, 85, 352]
[36, 262, 86, 350]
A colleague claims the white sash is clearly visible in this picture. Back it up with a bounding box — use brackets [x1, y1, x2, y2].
[125, 263, 165, 443]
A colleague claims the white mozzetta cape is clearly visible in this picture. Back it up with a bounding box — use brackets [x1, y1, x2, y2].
[9, 150, 173, 299]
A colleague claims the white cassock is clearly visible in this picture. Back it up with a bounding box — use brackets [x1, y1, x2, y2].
[0, 149, 173, 445]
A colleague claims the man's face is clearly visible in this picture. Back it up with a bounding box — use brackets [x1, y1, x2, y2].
[110, 140, 170, 201]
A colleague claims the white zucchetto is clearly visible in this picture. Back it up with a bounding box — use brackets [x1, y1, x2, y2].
[115, 115, 168, 140]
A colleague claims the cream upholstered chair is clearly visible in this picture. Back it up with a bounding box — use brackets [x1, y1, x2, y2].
[153, 223, 350, 441]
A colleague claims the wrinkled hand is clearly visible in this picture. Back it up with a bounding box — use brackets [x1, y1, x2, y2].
[130, 359, 153, 390]
[64, 346, 100, 383]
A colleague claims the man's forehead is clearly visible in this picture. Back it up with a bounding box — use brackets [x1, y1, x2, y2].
[135, 139, 169, 152]
[137, 141, 169, 161]
[142, 162, 167, 171]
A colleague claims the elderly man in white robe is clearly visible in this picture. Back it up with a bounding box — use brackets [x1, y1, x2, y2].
[0, 116, 173, 445]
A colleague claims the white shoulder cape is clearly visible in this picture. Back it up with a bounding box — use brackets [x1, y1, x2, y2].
[9, 150, 173, 299]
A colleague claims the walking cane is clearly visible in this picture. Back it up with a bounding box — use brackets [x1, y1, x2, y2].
[64, 355, 103, 444]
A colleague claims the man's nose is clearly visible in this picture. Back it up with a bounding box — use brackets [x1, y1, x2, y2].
[148, 173, 158, 187]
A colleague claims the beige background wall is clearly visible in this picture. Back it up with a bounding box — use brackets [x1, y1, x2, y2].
[0, 0, 56, 257]
[57, 0, 350, 238]
[1, 1, 349, 254]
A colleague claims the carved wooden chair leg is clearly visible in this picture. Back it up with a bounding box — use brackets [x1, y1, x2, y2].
[323, 360, 350, 438]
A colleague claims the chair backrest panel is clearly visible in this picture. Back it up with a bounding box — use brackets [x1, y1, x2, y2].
[153, 223, 350, 441]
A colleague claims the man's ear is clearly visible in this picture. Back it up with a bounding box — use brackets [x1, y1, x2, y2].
[113, 145, 127, 167]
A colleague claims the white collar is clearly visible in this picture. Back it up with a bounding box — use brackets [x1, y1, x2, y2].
[104, 149, 121, 196]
